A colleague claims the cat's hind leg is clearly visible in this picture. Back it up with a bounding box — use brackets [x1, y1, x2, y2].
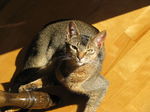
[81, 75, 109, 112]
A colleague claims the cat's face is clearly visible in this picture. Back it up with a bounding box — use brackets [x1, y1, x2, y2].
[65, 22, 106, 66]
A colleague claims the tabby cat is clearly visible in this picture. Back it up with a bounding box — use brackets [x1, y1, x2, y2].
[11, 20, 109, 112]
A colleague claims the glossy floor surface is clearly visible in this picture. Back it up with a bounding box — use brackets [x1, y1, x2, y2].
[0, 1, 150, 112]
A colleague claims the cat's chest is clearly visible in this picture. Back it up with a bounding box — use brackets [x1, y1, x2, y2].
[56, 62, 96, 93]
[61, 60, 86, 73]
[58, 61, 95, 82]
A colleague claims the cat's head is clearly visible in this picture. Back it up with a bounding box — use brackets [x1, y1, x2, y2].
[65, 22, 106, 66]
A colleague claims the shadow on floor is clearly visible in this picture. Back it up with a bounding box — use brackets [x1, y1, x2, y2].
[0, 0, 149, 54]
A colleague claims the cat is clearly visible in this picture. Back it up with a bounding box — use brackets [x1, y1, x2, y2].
[11, 20, 109, 112]
[55, 22, 109, 112]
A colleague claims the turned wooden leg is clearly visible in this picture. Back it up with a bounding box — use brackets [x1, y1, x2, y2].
[0, 90, 55, 109]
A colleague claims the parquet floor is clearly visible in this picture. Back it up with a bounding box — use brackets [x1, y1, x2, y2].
[94, 6, 150, 112]
[0, 1, 149, 112]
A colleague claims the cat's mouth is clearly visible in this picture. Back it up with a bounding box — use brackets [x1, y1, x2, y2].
[60, 56, 85, 66]
[76, 58, 87, 66]
[77, 61, 84, 66]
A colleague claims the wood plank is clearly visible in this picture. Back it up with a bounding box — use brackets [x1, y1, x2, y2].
[100, 57, 150, 112]
[0, 49, 21, 83]
[94, 6, 150, 74]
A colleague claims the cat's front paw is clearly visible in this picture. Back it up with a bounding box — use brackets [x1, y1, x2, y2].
[18, 79, 43, 92]
[19, 83, 39, 92]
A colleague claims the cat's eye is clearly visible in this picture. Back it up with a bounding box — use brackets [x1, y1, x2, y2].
[87, 49, 95, 54]
[70, 45, 78, 51]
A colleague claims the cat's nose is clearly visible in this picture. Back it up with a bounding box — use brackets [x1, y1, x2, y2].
[78, 52, 85, 60]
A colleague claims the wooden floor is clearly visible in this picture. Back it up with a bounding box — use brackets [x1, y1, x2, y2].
[94, 6, 150, 112]
[0, 1, 150, 112]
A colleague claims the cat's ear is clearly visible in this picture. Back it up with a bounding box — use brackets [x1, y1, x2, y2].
[67, 22, 79, 38]
[94, 30, 106, 48]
